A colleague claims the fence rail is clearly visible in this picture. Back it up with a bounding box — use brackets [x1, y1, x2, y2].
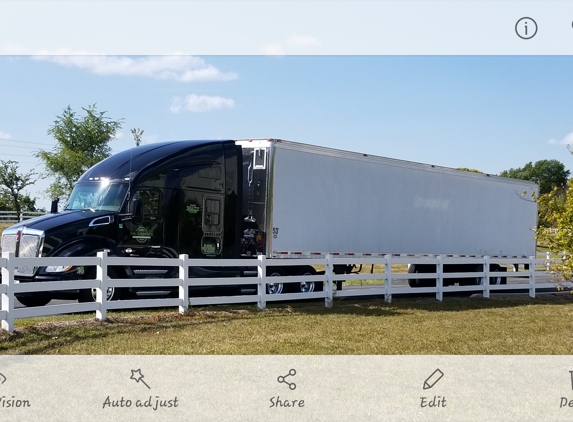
[0, 252, 567, 332]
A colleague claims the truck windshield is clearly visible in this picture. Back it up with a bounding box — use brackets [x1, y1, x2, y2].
[65, 181, 129, 212]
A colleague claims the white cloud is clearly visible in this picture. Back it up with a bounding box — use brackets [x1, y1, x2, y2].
[170, 97, 183, 114]
[0, 131, 13, 140]
[287, 34, 321, 48]
[33, 51, 237, 82]
[548, 132, 573, 145]
[170, 94, 235, 113]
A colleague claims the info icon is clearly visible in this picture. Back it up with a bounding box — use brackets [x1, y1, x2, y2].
[515, 17, 537, 40]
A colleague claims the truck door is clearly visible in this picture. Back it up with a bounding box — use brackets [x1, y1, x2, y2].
[201, 194, 224, 256]
[120, 188, 164, 257]
[179, 191, 224, 258]
[178, 163, 225, 258]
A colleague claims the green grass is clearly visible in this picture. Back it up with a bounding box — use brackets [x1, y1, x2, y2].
[2, 294, 573, 355]
[0, 223, 566, 354]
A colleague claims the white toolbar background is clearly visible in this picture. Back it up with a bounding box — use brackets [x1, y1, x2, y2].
[1, 1, 572, 55]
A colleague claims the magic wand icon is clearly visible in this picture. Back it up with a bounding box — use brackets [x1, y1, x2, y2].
[130, 369, 151, 389]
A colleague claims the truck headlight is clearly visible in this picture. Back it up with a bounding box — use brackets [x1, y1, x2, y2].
[45, 265, 73, 273]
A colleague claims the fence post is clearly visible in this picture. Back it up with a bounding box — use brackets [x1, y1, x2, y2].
[483, 256, 490, 298]
[436, 255, 443, 301]
[546, 251, 551, 273]
[529, 256, 536, 298]
[384, 255, 392, 303]
[325, 254, 333, 308]
[179, 254, 189, 314]
[257, 255, 266, 311]
[95, 251, 107, 321]
[18, 212, 23, 222]
[1, 252, 15, 333]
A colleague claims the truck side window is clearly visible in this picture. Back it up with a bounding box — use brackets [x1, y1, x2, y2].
[134, 189, 160, 220]
[180, 165, 223, 192]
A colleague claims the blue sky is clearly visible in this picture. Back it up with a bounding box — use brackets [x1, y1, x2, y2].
[1, 55, 572, 209]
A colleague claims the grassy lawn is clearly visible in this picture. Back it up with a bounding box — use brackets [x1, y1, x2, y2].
[1, 221, 567, 355]
[1, 294, 573, 355]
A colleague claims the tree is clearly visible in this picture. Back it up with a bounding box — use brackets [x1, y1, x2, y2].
[36, 104, 123, 201]
[0, 191, 42, 213]
[499, 159, 570, 195]
[131, 127, 144, 146]
[0, 160, 39, 215]
[536, 179, 573, 282]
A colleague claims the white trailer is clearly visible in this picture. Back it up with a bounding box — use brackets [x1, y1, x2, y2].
[238, 139, 538, 288]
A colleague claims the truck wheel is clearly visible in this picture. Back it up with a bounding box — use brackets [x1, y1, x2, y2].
[16, 294, 51, 307]
[266, 267, 285, 294]
[78, 268, 122, 303]
[294, 266, 322, 293]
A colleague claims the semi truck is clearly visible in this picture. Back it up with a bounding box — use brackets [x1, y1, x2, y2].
[1, 139, 538, 307]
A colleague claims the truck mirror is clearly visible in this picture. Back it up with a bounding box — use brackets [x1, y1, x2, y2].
[50, 198, 59, 214]
[131, 198, 143, 225]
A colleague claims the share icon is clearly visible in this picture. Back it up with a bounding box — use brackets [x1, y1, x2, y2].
[277, 369, 297, 390]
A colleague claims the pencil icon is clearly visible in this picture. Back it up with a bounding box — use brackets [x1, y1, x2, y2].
[423, 369, 444, 390]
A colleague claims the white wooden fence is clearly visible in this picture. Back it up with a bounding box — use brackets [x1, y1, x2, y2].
[0, 252, 564, 332]
[0, 211, 45, 223]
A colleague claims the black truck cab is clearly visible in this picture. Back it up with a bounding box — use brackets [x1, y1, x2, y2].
[2, 140, 253, 305]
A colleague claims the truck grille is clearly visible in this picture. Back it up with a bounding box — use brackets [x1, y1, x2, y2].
[1, 234, 17, 254]
[16, 234, 40, 275]
[19, 235, 40, 257]
[1, 231, 42, 276]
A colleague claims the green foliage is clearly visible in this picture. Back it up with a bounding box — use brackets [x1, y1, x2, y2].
[37, 104, 123, 201]
[131, 127, 144, 147]
[0, 160, 39, 214]
[536, 179, 573, 281]
[500, 159, 570, 195]
[456, 167, 483, 173]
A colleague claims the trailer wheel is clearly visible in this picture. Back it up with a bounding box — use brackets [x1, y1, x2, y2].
[266, 267, 285, 295]
[16, 294, 52, 307]
[470, 265, 507, 285]
[470, 264, 486, 285]
[407, 264, 419, 287]
[407, 265, 436, 287]
[489, 265, 507, 285]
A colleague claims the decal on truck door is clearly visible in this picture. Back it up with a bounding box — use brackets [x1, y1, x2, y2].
[121, 188, 163, 256]
[186, 204, 200, 214]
